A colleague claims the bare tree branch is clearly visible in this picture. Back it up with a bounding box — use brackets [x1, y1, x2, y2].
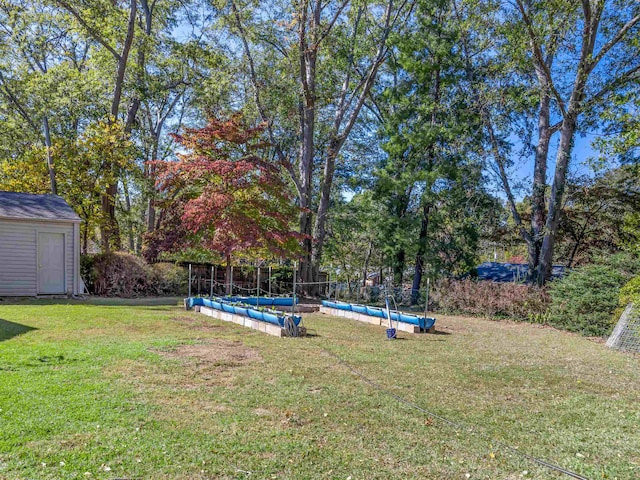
[229, 0, 300, 196]
[514, 0, 567, 118]
[54, 0, 121, 61]
[0, 70, 39, 132]
[589, 12, 640, 71]
[314, 0, 349, 48]
[588, 63, 640, 106]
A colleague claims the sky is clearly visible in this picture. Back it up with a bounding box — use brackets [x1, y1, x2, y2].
[494, 131, 607, 203]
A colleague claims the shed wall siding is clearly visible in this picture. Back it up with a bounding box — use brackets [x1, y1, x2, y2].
[0, 219, 75, 296]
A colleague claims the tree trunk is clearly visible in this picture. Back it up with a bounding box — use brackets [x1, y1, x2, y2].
[410, 61, 439, 303]
[299, 209, 314, 284]
[147, 197, 156, 233]
[82, 223, 88, 255]
[394, 249, 405, 286]
[312, 140, 340, 278]
[123, 179, 135, 252]
[528, 87, 554, 283]
[43, 116, 57, 195]
[100, 183, 121, 252]
[111, 0, 136, 121]
[411, 204, 430, 304]
[146, 135, 160, 233]
[362, 240, 372, 289]
[100, 0, 137, 253]
[297, 1, 318, 286]
[136, 207, 145, 255]
[538, 116, 577, 284]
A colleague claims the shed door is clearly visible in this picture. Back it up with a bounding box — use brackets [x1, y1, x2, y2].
[38, 232, 65, 294]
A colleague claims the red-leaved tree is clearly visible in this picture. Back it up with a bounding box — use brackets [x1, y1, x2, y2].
[145, 114, 304, 292]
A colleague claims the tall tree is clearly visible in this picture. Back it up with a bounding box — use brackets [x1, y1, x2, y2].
[0, 0, 89, 194]
[375, 0, 494, 300]
[556, 165, 640, 266]
[466, 0, 640, 284]
[149, 114, 303, 293]
[53, 0, 138, 250]
[220, 0, 415, 284]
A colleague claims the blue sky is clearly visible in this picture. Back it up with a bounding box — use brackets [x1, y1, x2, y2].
[485, 131, 604, 202]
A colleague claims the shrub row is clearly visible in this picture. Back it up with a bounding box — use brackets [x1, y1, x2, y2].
[430, 278, 550, 322]
[81, 253, 187, 297]
[81, 251, 640, 337]
[428, 253, 640, 337]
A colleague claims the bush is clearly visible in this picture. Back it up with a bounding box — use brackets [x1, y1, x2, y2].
[81, 253, 188, 297]
[547, 253, 640, 336]
[82, 252, 153, 297]
[431, 278, 550, 322]
[149, 262, 188, 296]
[620, 275, 640, 305]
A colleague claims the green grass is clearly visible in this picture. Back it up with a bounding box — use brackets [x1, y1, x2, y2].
[0, 299, 639, 479]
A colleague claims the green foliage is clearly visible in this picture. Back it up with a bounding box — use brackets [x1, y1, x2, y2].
[149, 262, 189, 296]
[374, 0, 498, 282]
[592, 91, 640, 165]
[0, 145, 50, 193]
[620, 276, 640, 306]
[555, 165, 640, 266]
[323, 191, 384, 283]
[547, 253, 640, 336]
[0, 119, 137, 252]
[156, 247, 222, 265]
[61, 120, 136, 251]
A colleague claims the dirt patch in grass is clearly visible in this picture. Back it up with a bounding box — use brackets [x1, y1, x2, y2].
[159, 339, 262, 366]
[252, 407, 273, 416]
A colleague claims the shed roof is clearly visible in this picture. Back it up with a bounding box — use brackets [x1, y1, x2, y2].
[0, 191, 81, 222]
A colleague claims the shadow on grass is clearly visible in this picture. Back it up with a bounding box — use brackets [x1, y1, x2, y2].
[0, 296, 184, 307]
[302, 331, 321, 338]
[431, 329, 451, 336]
[0, 318, 37, 342]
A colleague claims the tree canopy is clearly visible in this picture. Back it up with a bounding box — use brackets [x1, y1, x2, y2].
[0, 0, 638, 286]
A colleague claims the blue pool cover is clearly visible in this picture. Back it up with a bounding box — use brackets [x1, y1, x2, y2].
[187, 297, 301, 327]
[322, 300, 435, 330]
[218, 296, 298, 306]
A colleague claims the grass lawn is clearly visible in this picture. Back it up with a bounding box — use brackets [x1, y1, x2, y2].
[0, 299, 639, 479]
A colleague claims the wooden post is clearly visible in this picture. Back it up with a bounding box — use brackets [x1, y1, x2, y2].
[213, 265, 217, 295]
[257, 266, 261, 297]
[230, 265, 234, 296]
[292, 261, 297, 316]
[210, 265, 214, 298]
[268, 265, 272, 297]
[424, 278, 430, 318]
[188, 264, 192, 298]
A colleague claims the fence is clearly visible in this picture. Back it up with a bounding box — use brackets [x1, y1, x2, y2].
[186, 263, 433, 314]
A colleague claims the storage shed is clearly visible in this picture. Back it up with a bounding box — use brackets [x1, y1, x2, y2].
[0, 191, 82, 296]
